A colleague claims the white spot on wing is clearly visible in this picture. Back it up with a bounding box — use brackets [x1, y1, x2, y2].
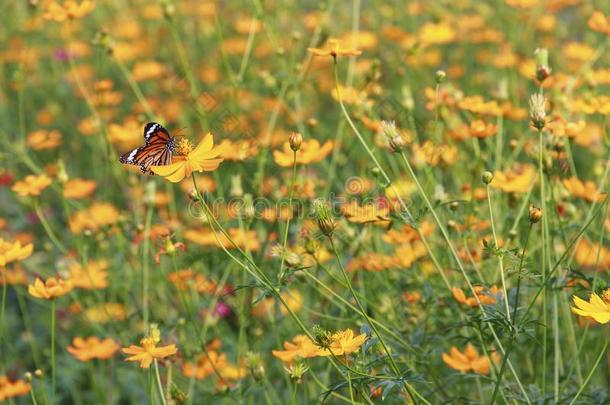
[127, 149, 138, 162]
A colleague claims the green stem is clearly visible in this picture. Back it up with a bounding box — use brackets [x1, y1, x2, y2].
[154, 360, 167, 405]
[278, 150, 298, 279]
[328, 239, 429, 405]
[568, 338, 609, 405]
[142, 190, 155, 328]
[51, 300, 56, 404]
[34, 200, 67, 254]
[0, 271, 6, 346]
[485, 184, 511, 322]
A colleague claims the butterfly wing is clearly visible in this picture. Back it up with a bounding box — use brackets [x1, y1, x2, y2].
[119, 122, 175, 174]
[143, 122, 171, 144]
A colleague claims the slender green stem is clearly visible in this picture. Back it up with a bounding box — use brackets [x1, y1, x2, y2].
[568, 338, 609, 405]
[142, 193, 154, 328]
[0, 270, 6, 346]
[51, 300, 56, 404]
[278, 150, 298, 279]
[538, 127, 548, 396]
[485, 184, 511, 322]
[328, 239, 429, 405]
[490, 224, 533, 404]
[33, 200, 67, 254]
[154, 360, 167, 405]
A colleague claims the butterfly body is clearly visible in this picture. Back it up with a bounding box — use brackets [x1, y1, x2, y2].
[120, 122, 176, 174]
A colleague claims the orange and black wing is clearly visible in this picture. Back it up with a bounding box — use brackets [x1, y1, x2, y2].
[119, 122, 176, 174]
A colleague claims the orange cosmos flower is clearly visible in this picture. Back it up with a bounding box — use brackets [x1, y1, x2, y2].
[272, 335, 323, 363]
[571, 289, 610, 324]
[272, 329, 367, 362]
[83, 303, 126, 323]
[588, 11, 610, 36]
[27, 129, 62, 151]
[442, 344, 500, 374]
[151, 134, 224, 183]
[491, 165, 535, 194]
[28, 277, 73, 300]
[167, 270, 217, 294]
[62, 178, 97, 199]
[122, 329, 178, 369]
[68, 260, 109, 290]
[68, 202, 120, 234]
[562, 176, 606, 203]
[0, 266, 28, 286]
[0, 239, 33, 266]
[323, 329, 368, 356]
[341, 201, 390, 225]
[44, 0, 95, 22]
[67, 337, 120, 361]
[182, 351, 245, 381]
[273, 139, 334, 167]
[12, 174, 52, 197]
[452, 285, 501, 307]
[307, 38, 362, 60]
[0, 376, 31, 401]
[468, 120, 497, 138]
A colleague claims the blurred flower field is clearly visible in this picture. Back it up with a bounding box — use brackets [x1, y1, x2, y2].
[0, 0, 609, 403]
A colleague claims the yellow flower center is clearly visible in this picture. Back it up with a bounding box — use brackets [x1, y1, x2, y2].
[140, 336, 156, 351]
[176, 138, 194, 156]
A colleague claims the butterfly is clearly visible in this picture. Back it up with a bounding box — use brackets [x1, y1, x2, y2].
[119, 122, 176, 174]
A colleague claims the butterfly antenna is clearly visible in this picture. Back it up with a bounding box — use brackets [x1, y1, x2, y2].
[174, 126, 188, 137]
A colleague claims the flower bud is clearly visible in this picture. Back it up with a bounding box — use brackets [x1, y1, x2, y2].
[389, 135, 406, 153]
[230, 175, 243, 198]
[284, 361, 309, 384]
[535, 48, 551, 82]
[449, 201, 459, 211]
[312, 324, 332, 348]
[529, 205, 543, 223]
[481, 171, 494, 185]
[289, 132, 303, 152]
[529, 93, 547, 130]
[380, 120, 399, 139]
[24, 372, 33, 382]
[34, 369, 43, 378]
[245, 352, 265, 381]
[435, 70, 446, 84]
[313, 199, 336, 237]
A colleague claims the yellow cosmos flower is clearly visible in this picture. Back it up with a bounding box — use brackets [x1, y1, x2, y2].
[12, 174, 52, 197]
[442, 344, 500, 374]
[67, 337, 120, 361]
[28, 277, 73, 300]
[307, 38, 362, 59]
[151, 134, 224, 183]
[491, 165, 535, 194]
[571, 289, 610, 324]
[0, 239, 33, 267]
[273, 139, 334, 167]
[272, 335, 323, 363]
[44, 0, 95, 22]
[122, 334, 178, 369]
[341, 201, 390, 225]
[272, 329, 367, 362]
[324, 329, 367, 356]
